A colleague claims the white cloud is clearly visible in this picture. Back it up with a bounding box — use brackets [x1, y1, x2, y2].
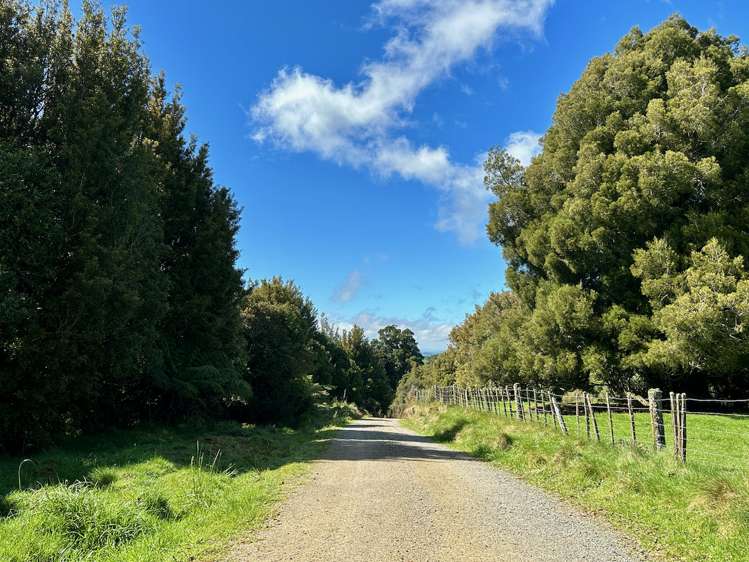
[252, 0, 552, 244]
[505, 130, 542, 166]
[334, 307, 453, 353]
[332, 270, 363, 303]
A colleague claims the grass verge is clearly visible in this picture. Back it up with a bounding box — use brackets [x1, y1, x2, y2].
[402, 403, 749, 562]
[0, 401, 359, 561]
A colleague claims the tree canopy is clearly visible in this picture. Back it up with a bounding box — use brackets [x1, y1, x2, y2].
[400, 16, 749, 400]
[0, 1, 422, 451]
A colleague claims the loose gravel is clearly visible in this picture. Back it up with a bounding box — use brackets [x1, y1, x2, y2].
[223, 417, 647, 562]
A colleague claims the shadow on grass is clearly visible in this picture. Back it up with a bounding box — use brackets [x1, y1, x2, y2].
[433, 419, 468, 442]
[0, 403, 353, 504]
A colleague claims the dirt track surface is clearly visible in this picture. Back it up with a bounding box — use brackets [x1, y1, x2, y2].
[223, 417, 646, 562]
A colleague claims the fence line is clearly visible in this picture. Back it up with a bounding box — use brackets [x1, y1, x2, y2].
[413, 384, 749, 470]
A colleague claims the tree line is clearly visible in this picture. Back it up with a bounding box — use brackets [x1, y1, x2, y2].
[399, 16, 749, 402]
[0, 1, 422, 451]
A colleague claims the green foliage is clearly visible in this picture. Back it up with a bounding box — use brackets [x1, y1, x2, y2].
[634, 239, 749, 391]
[148, 75, 248, 417]
[0, 1, 245, 450]
[373, 325, 423, 389]
[340, 326, 391, 415]
[242, 278, 317, 424]
[408, 16, 749, 397]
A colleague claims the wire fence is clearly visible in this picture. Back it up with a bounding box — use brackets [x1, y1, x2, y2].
[414, 384, 749, 473]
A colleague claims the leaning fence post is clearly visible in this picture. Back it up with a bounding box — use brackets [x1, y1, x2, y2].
[550, 395, 568, 434]
[585, 393, 600, 442]
[648, 388, 666, 450]
[680, 393, 687, 464]
[606, 392, 615, 445]
[583, 393, 590, 439]
[626, 393, 637, 446]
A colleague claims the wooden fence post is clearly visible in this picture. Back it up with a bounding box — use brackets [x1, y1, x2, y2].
[680, 393, 687, 464]
[532, 389, 538, 422]
[506, 386, 514, 418]
[585, 393, 600, 442]
[670, 391, 679, 460]
[550, 395, 568, 434]
[500, 387, 508, 416]
[606, 392, 615, 445]
[550, 391, 558, 429]
[575, 392, 581, 437]
[513, 383, 524, 420]
[542, 391, 548, 426]
[626, 393, 636, 446]
[583, 392, 590, 439]
[648, 388, 665, 450]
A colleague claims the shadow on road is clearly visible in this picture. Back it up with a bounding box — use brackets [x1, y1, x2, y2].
[315, 418, 477, 464]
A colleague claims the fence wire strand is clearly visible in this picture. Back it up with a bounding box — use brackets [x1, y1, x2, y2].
[415, 384, 747, 473]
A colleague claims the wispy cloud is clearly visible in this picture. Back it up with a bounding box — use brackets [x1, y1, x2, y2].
[505, 130, 542, 166]
[252, 0, 553, 244]
[332, 270, 363, 303]
[334, 307, 453, 353]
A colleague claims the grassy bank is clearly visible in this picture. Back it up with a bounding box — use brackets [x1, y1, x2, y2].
[0, 401, 358, 561]
[403, 403, 749, 562]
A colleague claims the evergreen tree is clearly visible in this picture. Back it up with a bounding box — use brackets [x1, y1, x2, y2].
[373, 325, 423, 389]
[242, 278, 316, 424]
[0, 1, 247, 449]
[147, 76, 247, 417]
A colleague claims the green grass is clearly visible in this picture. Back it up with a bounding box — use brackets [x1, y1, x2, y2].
[0, 401, 359, 561]
[403, 403, 749, 562]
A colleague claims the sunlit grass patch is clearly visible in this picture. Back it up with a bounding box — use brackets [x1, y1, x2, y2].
[0, 400, 360, 561]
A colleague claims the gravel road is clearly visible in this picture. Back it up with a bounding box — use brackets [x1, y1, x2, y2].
[224, 417, 646, 562]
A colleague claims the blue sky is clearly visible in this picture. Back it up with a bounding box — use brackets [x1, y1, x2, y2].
[89, 0, 748, 353]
